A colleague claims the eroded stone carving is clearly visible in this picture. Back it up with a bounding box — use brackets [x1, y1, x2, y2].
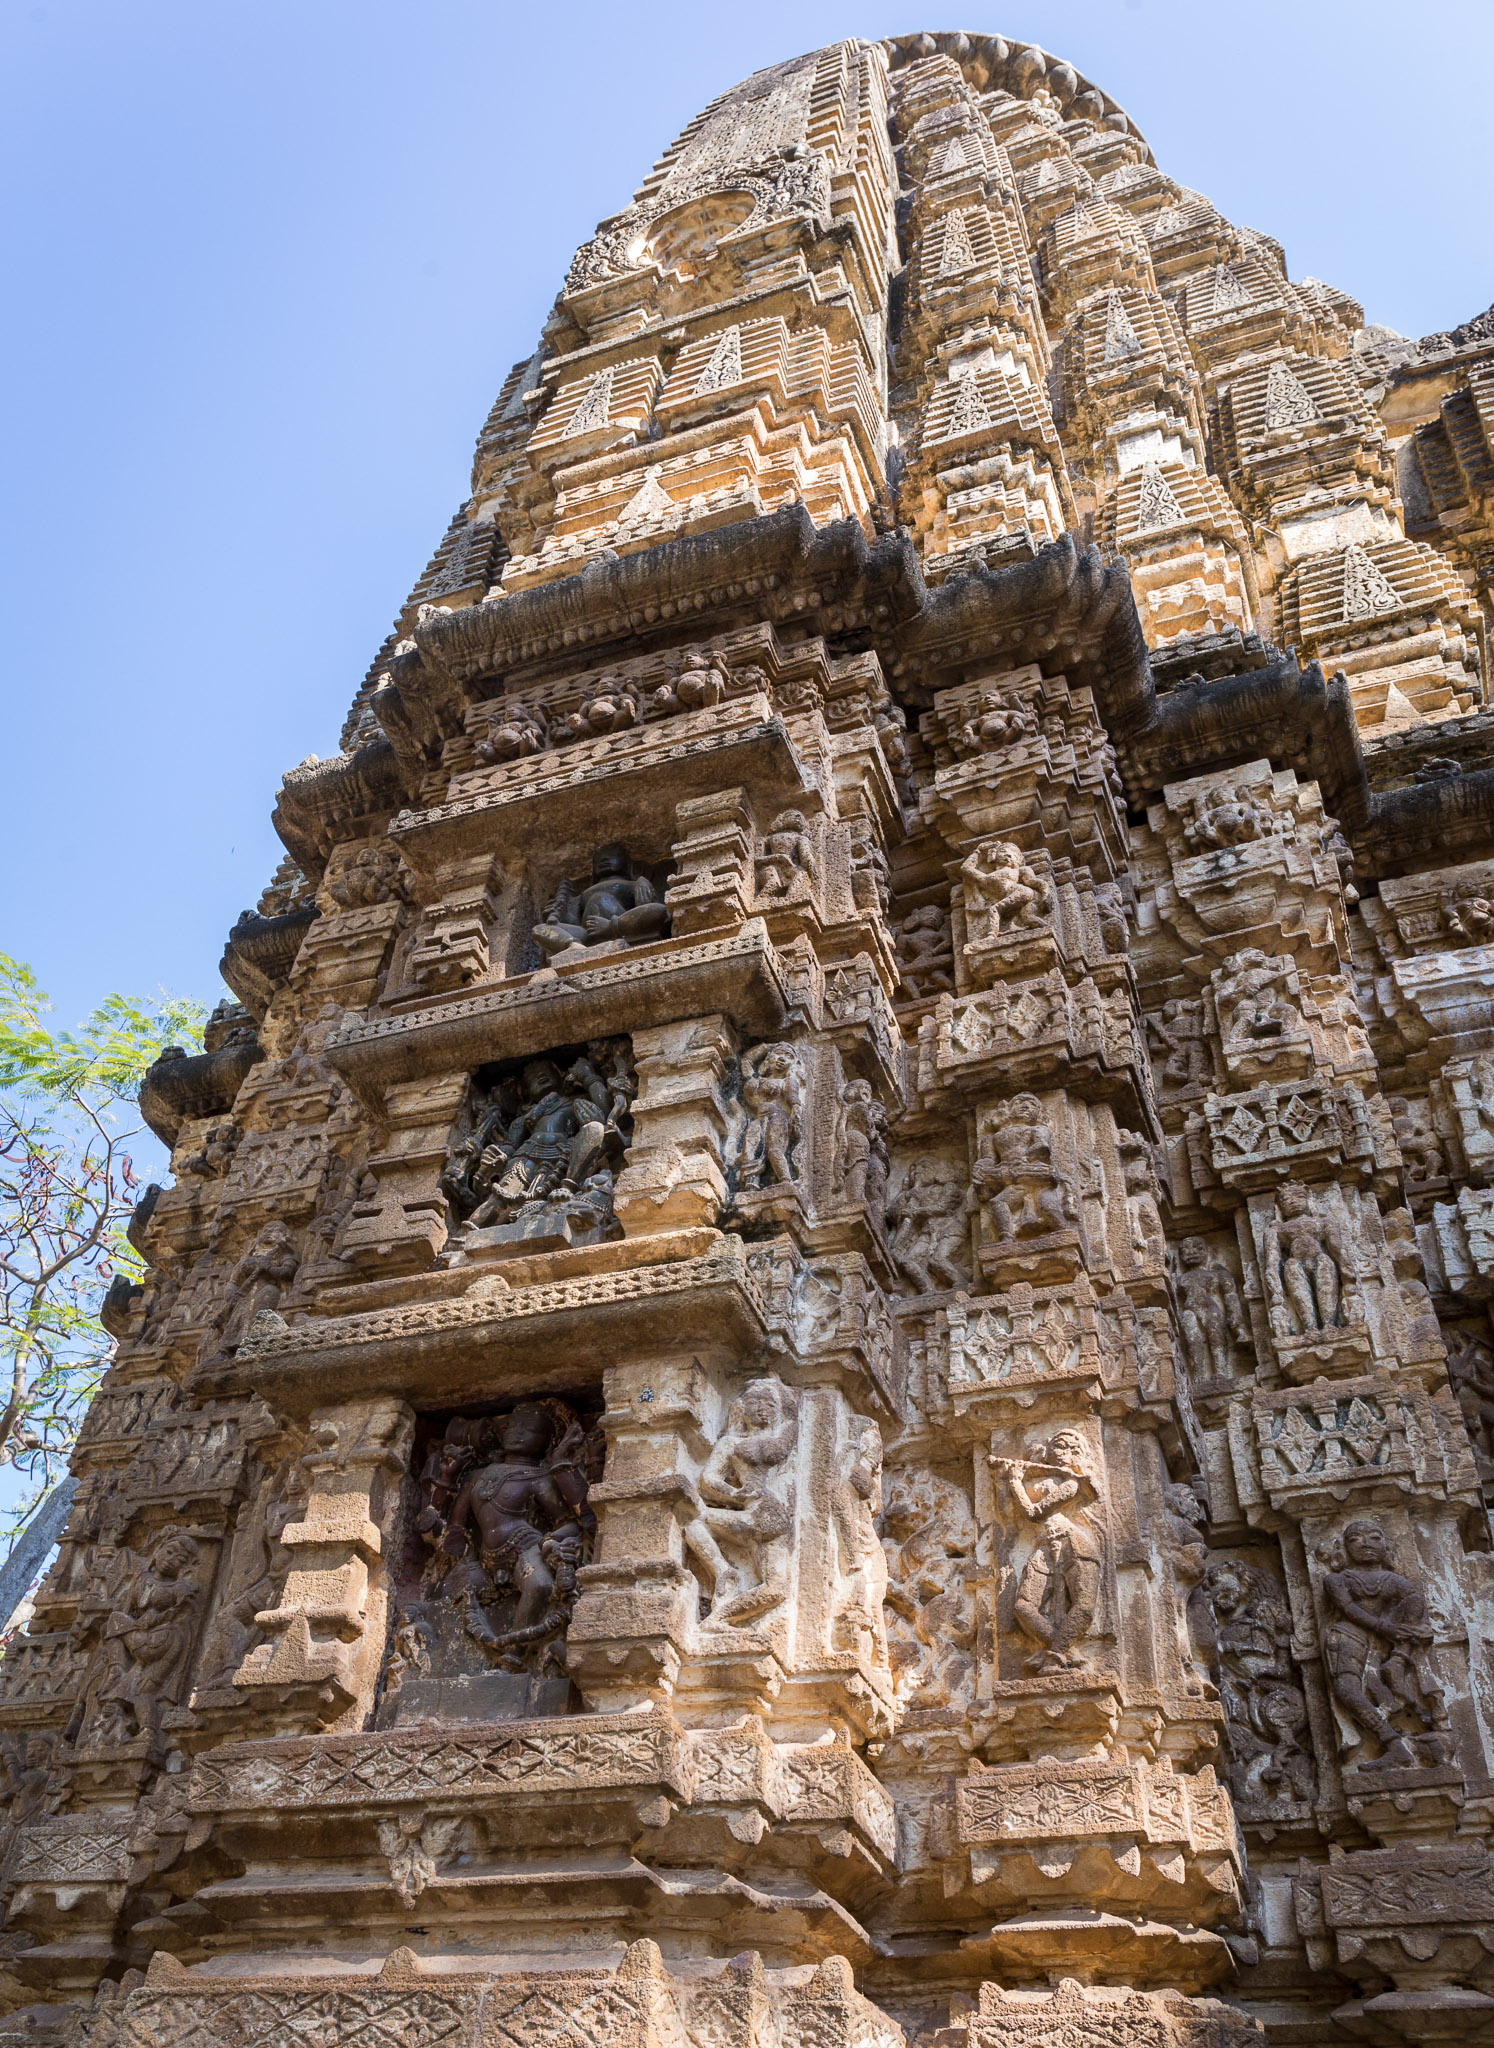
[1320, 1518, 1449, 1770]
[1206, 1557, 1315, 1809]
[995, 1430, 1105, 1674]
[71, 1533, 207, 1750]
[1174, 1237, 1247, 1383]
[894, 904, 955, 1000]
[683, 1377, 798, 1628]
[881, 1468, 977, 1709]
[887, 1156, 970, 1292]
[1263, 1180, 1348, 1336]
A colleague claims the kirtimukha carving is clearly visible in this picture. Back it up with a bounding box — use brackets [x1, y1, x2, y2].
[15, 27, 1494, 2046]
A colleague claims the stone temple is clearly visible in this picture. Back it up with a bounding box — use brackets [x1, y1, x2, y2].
[7, 27, 1494, 2048]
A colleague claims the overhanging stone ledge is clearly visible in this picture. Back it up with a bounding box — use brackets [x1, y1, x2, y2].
[189, 1236, 770, 1409]
[324, 920, 789, 1110]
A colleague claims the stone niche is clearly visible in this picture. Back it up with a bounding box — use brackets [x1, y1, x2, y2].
[376, 1393, 606, 1727]
[440, 1035, 636, 1259]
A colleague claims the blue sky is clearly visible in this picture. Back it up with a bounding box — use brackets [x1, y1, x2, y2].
[5, 0, 1492, 1039]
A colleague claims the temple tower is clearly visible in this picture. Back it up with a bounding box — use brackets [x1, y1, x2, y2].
[4, 31, 1494, 2048]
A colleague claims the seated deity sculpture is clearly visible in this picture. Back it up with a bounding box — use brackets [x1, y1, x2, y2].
[533, 842, 671, 958]
[956, 688, 1033, 756]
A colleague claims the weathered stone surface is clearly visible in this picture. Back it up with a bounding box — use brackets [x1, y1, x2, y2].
[6, 29, 1494, 2048]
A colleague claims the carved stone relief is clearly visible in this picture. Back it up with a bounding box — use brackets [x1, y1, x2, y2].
[440, 1038, 635, 1255]
[379, 1397, 603, 1724]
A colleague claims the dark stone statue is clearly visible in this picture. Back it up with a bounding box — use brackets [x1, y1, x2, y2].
[533, 843, 671, 958]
